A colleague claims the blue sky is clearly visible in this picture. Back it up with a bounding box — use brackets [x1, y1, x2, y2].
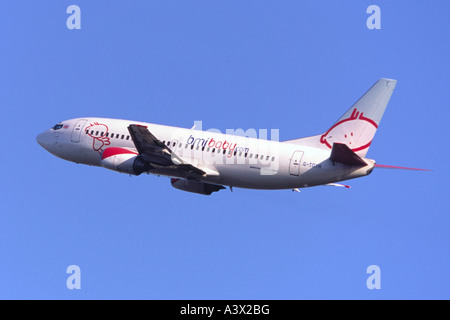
[0, 1, 448, 299]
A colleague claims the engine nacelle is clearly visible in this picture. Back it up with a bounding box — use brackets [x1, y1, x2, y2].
[101, 147, 150, 175]
[170, 178, 225, 195]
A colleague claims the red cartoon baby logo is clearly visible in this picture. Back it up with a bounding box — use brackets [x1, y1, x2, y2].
[320, 108, 378, 152]
[85, 122, 111, 153]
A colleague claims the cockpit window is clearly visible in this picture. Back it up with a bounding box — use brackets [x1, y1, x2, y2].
[52, 123, 64, 130]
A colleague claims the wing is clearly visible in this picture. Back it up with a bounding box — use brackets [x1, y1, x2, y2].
[127, 124, 174, 165]
[127, 124, 206, 178]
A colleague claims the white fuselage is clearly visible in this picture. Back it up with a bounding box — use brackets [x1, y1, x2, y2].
[36, 117, 374, 190]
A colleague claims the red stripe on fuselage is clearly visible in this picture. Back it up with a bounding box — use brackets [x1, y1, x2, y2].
[101, 147, 138, 160]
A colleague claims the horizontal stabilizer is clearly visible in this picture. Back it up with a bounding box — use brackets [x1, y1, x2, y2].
[330, 143, 367, 166]
[374, 164, 431, 171]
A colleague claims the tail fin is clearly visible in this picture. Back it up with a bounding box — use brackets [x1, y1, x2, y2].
[286, 78, 397, 157]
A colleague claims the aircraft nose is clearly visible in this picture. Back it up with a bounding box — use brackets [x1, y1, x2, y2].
[36, 130, 55, 151]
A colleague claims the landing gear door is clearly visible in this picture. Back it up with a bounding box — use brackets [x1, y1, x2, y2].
[71, 119, 87, 143]
[289, 150, 304, 176]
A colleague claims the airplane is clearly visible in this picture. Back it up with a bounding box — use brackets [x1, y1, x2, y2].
[36, 78, 428, 195]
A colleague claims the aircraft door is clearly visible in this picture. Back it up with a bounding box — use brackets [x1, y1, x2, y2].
[289, 150, 304, 176]
[71, 119, 87, 143]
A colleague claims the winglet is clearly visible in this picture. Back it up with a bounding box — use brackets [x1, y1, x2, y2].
[330, 143, 367, 166]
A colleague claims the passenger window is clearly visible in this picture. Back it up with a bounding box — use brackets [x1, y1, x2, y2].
[126, 136, 130, 140]
[121, 135, 124, 139]
[271, 156, 275, 161]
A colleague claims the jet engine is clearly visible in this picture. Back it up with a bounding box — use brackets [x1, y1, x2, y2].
[100, 147, 150, 175]
[170, 178, 225, 195]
